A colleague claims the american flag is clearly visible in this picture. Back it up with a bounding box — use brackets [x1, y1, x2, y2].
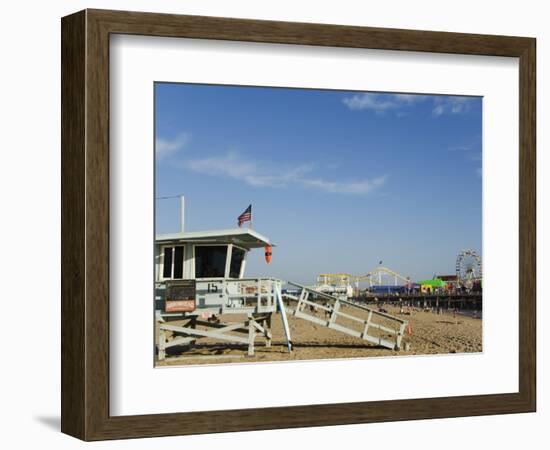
[237, 205, 252, 227]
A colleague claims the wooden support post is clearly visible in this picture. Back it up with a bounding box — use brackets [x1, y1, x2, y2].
[158, 329, 167, 361]
[248, 315, 256, 356]
[330, 301, 340, 324]
[264, 314, 272, 347]
[363, 310, 373, 338]
[395, 322, 406, 350]
[188, 316, 197, 346]
[296, 290, 305, 312]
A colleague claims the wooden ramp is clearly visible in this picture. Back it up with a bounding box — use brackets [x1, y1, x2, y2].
[284, 282, 408, 351]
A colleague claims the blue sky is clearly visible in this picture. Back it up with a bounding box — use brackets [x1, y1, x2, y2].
[155, 83, 482, 284]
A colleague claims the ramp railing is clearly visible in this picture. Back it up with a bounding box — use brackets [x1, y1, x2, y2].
[284, 281, 408, 350]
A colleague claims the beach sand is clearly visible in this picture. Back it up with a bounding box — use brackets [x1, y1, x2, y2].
[156, 304, 482, 367]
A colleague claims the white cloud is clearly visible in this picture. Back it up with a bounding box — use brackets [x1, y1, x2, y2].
[185, 152, 313, 188]
[393, 94, 427, 104]
[342, 92, 479, 117]
[432, 97, 476, 117]
[342, 93, 427, 113]
[185, 151, 386, 195]
[448, 135, 482, 168]
[448, 144, 472, 152]
[469, 153, 482, 162]
[155, 133, 190, 161]
[301, 175, 387, 194]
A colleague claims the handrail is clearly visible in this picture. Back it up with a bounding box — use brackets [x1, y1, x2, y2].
[285, 280, 408, 351]
[287, 281, 405, 322]
[339, 298, 408, 324]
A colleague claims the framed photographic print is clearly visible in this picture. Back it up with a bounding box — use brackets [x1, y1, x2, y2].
[61, 9, 536, 441]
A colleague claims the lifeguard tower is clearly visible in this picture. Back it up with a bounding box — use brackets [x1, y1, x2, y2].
[155, 199, 291, 360]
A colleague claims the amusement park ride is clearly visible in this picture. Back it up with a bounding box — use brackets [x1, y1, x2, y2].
[315, 267, 412, 300]
[455, 249, 483, 287]
[154, 197, 408, 361]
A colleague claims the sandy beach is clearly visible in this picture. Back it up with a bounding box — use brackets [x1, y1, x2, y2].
[156, 303, 482, 367]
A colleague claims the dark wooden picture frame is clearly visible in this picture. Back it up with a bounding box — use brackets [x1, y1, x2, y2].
[61, 9, 536, 441]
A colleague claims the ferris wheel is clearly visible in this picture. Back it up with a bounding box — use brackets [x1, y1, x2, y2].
[456, 249, 482, 285]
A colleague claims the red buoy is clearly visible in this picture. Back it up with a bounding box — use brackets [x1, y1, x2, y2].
[264, 244, 272, 264]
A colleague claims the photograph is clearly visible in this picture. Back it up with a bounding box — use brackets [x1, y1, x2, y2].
[153, 83, 483, 366]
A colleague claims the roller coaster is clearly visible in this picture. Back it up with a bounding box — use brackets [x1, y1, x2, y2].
[317, 266, 411, 291]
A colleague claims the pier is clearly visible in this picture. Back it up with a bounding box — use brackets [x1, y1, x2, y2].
[352, 293, 482, 313]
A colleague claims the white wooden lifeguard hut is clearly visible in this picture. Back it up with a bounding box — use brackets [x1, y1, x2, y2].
[155, 199, 291, 360]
